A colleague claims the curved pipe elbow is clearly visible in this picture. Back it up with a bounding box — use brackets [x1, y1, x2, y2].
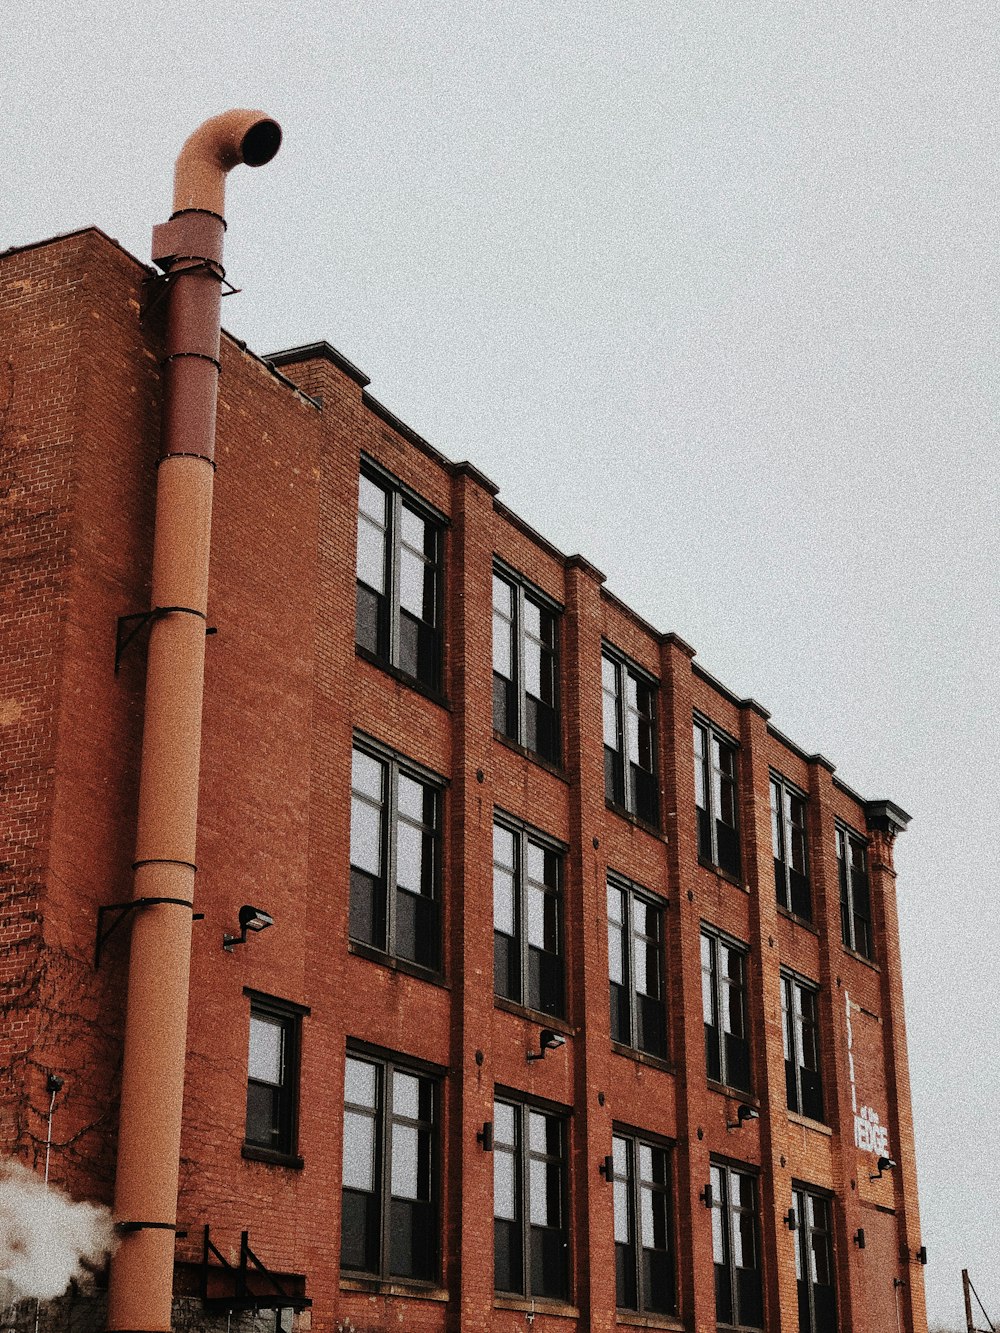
[172, 109, 282, 217]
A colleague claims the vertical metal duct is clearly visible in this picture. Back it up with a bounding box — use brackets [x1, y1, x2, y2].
[106, 110, 281, 1333]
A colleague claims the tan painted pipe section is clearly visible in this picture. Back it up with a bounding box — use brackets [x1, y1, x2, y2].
[107, 111, 280, 1333]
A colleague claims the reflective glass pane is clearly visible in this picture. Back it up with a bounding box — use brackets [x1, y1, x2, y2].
[350, 797, 381, 875]
[493, 575, 513, 616]
[344, 1057, 377, 1108]
[494, 1147, 515, 1220]
[399, 547, 424, 618]
[493, 1101, 515, 1146]
[342, 1110, 375, 1190]
[494, 868, 515, 935]
[493, 824, 515, 870]
[359, 475, 386, 522]
[529, 1158, 547, 1225]
[397, 773, 426, 822]
[393, 1071, 420, 1119]
[352, 750, 383, 800]
[524, 637, 541, 697]
[526, 884, 545, 948]
[523, 598, 541, 639]
[248, 1014, 283, 1084]
[400, 504, 425, 551]
[614, 1178, 630, 1243]
[528, 1111, 548, 1154]
[396, 819, 423, 894]
[391, 1123, 419, 1199]
[356, 519, 386, 591]
[607, 883, 624, 926]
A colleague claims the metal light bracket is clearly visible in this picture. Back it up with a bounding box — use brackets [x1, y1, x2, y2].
[116, 606, 217, 674]
[96, 897, 203, 968]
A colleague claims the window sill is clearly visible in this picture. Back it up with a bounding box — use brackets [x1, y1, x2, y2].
[347, 940, 449, 989]
[340, 1276, 449, 1302]
[776, 905, 818, 934]
[355, 645, 450, 710]
[611, 1042, 674, 1075]
[616, 1312, 683, 1329]
[605, 801, 666, 841]
[494, 996, 573, 1034]
[493, 730, 568, 782]
[787, 1111, 832, 1137]
[494, 1295, 579, 1318]
[241, 1145, 304, 1170]
[697, 858, 745, 891]
[706, 1081, 758, 1106]
[842, 946, 880, 972]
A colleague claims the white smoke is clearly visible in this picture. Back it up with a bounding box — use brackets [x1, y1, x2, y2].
[0, 1161, 117, 1304]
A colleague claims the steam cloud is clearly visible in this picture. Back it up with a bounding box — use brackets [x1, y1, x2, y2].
[0, 1161, 117, 1304]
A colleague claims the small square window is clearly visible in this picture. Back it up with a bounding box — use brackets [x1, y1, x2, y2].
[245, 996, 302, 1160]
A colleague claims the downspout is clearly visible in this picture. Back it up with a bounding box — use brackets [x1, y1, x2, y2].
[107, 110, 281, 1333]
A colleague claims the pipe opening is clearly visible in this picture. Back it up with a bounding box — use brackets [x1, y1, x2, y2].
[241, 119, 282, 168]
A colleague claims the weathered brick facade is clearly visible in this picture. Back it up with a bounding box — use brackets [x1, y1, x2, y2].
[1, 228, 927, 1333]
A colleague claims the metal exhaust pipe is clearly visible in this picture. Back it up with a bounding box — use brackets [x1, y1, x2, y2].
[106, 110, 281, 1333]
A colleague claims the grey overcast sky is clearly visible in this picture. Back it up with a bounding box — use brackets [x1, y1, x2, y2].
[5, 2, 997, 1325]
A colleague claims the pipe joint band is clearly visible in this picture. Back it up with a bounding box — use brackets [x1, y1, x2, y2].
[131, 861, 198, 875]
[157, 451, 217, 469]
[116, 1220, 180, 1234]
[160, 350, 222, 371]
[154, 605, 208, 621]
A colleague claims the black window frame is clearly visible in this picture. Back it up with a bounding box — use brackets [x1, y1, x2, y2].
[837, 824, 873, 960]
[781, 971, 824, 1123]
[701, 926, 751, 1094]
[355, 460, 444, 692]
[771, 773, 811, 921]
[340, 1046, 440, 1285]
[693, 717, 741, 878]
[607, 875, 667, 1059]
[711, 1160, 764, 1331]
[349, 735, 443, 975]
[244, 992, 306, 1165]
[602, 646, 659, 826]
[492, 562, 561, 765]
[493, 814, 565, 1019]
[492, 1093, 570, 1303]
[793, 1185, 837, 1333]
[611, 1127, 676, 1316]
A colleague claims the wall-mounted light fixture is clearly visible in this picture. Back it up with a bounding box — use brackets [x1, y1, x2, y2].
[869, 1155, 896, 1182]
[476, 1121, 493, 1152]
[726, 1103, 759, 1131]
[854, 1228, 866, 1249]
[223, 905, 274, 952]
[699, 1183, 713, 1209]
[916, 1246, 927, 1266]
[598, 1154, 614, 1181]
[783, 1208, 797, 1231]
[527, 1028, 566, 1061]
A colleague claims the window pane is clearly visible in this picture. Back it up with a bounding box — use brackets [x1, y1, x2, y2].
[494, 866, 515, 935]
[614, 1178, 630, 1243]
[494, 1147, 516, 1221]
[398, 547, 426, 618]
[352, 749, 383, 800]
[493, 823, 516, 870]
[345, 1057, 377, 1108]
[523, 598, 541, 640]
[393, 1071, 420, 1119]
[397, 773, 427, 822]
[494, 1101, 515, 1147]
[526, 883, 545, 948]
[524, 636, 541, 697]
[350, 797, 381, 875]
[400, 504, 425, 552]
[391, 1123, 419, 1199]
[248, 1015, 283, 1084]
[359, 475, 387, 522]
[356, 518, 386, 591]
[342, 1110, 376, 1190]
[396, 819, 424, 894]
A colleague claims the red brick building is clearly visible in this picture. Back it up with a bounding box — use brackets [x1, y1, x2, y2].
[1, 225, 927, 1333]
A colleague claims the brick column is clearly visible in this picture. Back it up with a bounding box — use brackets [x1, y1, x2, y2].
[659, 634, 714, 1333]
[562, 556, 615, 1330]
[866, 804, 927, 1333]
[739, 702, 800, 1330]
[807, 759, 863, 1333]
[446, 464, 499, 1333]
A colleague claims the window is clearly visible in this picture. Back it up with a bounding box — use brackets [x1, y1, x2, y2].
[782, 973, 824, 1122]
[492, 567, 560, 763]
[602, 650, 658, 824]
[341, 1051, 437, 1282]
[837, 825, 872, 959]
[356, 466, 442, 690]
[612, 1131, 675, 1315]
[711, 1162, 763, 1330]
[607, 878, 667, 1058]
[245, 996, 302, 1160]
[701, 929, 750, 1092]
[493, 1097, 568, 1302]
[771, 774, 811, 919]
[693, 720, 740, 877]
[793, 1186, 836, 1333]
[493, 819, 564, 1018]
[350, 741, 441, 971]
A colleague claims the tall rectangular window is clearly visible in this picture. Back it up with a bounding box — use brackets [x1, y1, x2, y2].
[771, 774, 811, 920]
[492, 567, 560, 764]
[782, 972, 824, 1122]
[612, 1131, 675, 1315]
[493, 819, 563, 1018]
[711, 1162, 763, 1330]
[837, 825, 873, 960]
[350, 741, 441, 972]
[701, 928, 750, 1092]
[693, 719, 740, 878]
[245, 995, 303, 1161]
[602, 649, 658, 825]
[341, 1051, 437, 1282]
[493, 1098, 568, 1302]
[793, 1187, 837, 1333]
[607, 878, 667, 1058]
[356, 466, 443, 690]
